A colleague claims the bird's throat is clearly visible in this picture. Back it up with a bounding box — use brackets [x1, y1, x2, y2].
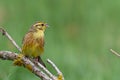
[33, 30, 44, 39]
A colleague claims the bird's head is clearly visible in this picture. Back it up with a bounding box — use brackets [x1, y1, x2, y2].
[30, 22, 48, 32]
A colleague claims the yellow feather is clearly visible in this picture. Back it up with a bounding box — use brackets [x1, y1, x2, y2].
[14, 22, 47, 67]
[22, 30, 44, 57]
[33, 30, 44, 39]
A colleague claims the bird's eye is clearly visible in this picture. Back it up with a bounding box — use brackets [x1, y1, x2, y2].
[41, 24, 44, 26]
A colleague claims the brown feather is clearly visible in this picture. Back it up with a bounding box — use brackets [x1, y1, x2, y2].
[22, 31, 44, 57]
[21, 22, 47, 67]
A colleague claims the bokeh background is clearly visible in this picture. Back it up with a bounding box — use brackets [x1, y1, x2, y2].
[0, 0, 120, 80]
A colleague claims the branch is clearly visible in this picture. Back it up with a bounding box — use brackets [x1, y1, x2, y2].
[47, 59, 61, 75]
[110, 49, 120, 57]
[0, 51, 51, 80]
[36, 61, 57, 80]
[0, 28, 21, 52]
[0, 28, 64, 80]
[47, 59, 64, 80]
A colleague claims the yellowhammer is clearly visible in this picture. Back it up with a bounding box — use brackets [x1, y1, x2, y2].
[21, 22, 48, 67]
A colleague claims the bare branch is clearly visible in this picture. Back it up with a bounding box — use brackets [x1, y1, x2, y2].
[110, 49, 120, 57]
[47, 59, 64, 80]
[37, 62, 57, 80]
[0, 28, 21, 52]
[0, 51, 51, 80]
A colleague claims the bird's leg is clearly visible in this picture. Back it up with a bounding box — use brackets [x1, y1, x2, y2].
[32, 56, 39, 66]
[38, 56, 46, 67]
[33, 56, 39, 62]
[33, 56, 46, 67]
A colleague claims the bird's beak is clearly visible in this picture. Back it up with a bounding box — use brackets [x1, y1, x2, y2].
[45, 24, 49, 28]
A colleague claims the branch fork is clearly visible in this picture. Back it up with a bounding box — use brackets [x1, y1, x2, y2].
[0, 28, 64, 80]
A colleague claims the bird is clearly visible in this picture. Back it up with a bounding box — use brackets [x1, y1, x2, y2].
[21, 22, 48, 67]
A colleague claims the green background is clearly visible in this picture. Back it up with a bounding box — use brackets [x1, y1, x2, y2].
[0, 0, 120, 80]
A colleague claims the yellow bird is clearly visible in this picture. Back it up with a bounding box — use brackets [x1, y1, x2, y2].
[21, 22, 48, 67]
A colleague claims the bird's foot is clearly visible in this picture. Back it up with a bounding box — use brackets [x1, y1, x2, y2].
[13, 54, 24, 66]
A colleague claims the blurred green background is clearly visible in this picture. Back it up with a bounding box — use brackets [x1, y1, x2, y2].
[0, 0, 120, 80]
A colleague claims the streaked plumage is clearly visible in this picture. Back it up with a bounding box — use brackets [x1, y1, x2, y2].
[21, 22, 48, 67]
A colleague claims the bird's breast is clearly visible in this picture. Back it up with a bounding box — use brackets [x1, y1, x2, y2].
[33, 30, 44, 39]
[33, 30, 44, 47]
[22, 31, 44, 57]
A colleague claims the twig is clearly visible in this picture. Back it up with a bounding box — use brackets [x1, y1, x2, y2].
[47, 59, 64, 80]
[37, 62, 57, 80]
[110, 49, 120, 57]
[0, 28, 21, 52]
